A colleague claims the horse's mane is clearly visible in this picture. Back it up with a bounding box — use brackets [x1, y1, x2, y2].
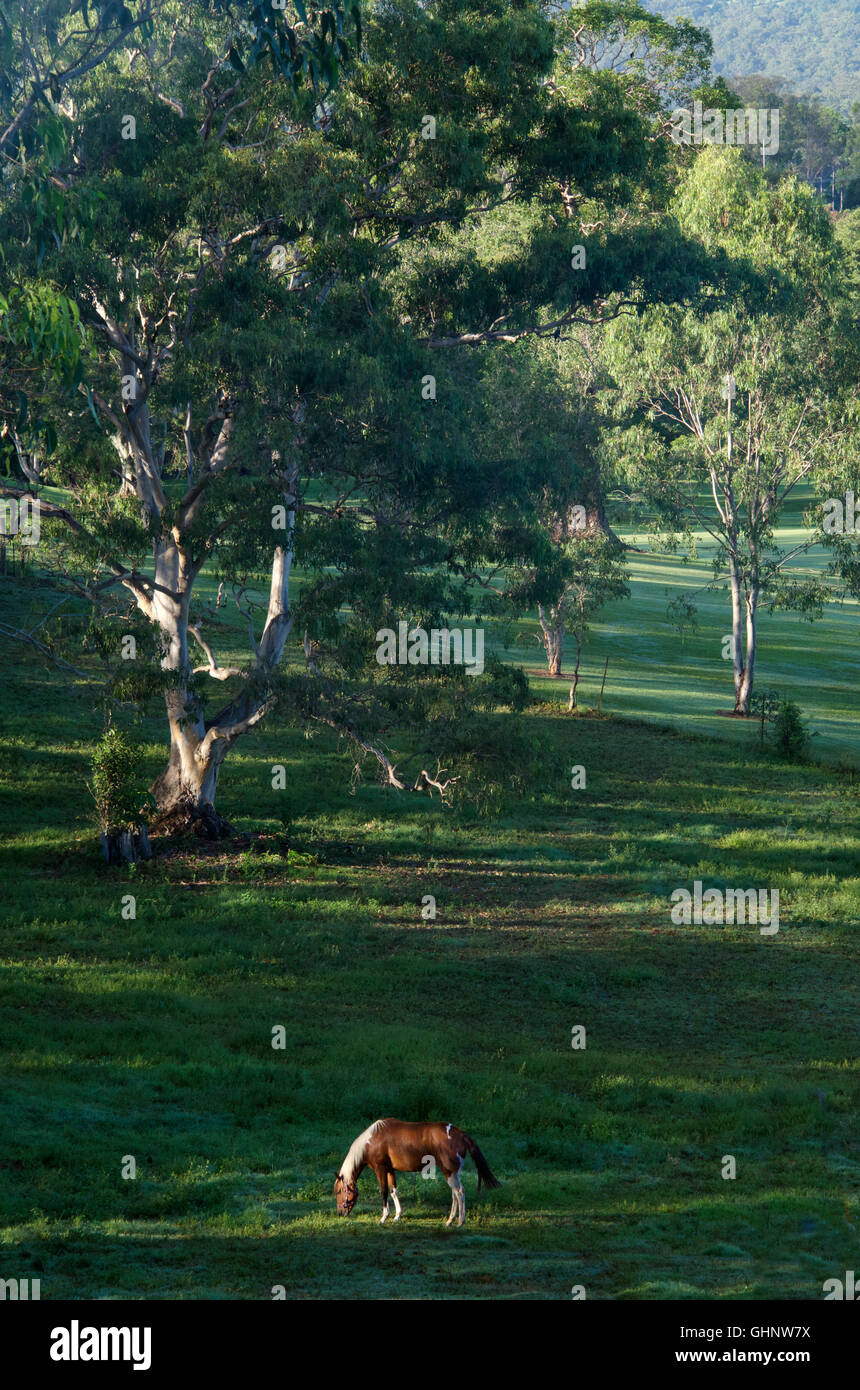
[340, 1119, 386, 1181]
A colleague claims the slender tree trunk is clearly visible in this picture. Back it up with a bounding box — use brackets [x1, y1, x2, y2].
[567, 635, 582, 710]
[729, 553, 745, 710]
[538, 602, 565, 676]
[729, 553, 759, 715]
[724, 389, 758, 716]
[734, 582, 759, 715]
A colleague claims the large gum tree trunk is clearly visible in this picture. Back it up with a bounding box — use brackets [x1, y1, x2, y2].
[146, 536, 233, 838]
[149, 703, 232, 838]
[582, 455, 624, 548]
[147, 538, 294, 837]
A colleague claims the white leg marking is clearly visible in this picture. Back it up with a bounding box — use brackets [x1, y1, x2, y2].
[380, 1201, 389, 1225]
[391, 1186, 402, 1221]
[457, 1156, 466, 1226]
[445, 1174, 459, 1226]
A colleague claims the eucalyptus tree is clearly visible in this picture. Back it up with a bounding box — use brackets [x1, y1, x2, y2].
[450, 2, 728, 678]
[527, 0, 737, 536]
[606, 148, 850, 714]
[0, 0, 740, 835]
[0, 0, 354, 154]
[0, 0, 357, 465]
[817, 212, 860, 606]
[0, 0, 631, 831]
[0, 0, 156, 157]
[535, 530, 628, 686]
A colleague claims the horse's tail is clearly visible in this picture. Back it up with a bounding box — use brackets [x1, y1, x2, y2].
[463, 1133, 501, 1193]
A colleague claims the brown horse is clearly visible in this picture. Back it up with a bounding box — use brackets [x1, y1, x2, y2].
[334, 1118, 500, 1226]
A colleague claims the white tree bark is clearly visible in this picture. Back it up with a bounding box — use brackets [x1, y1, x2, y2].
[86, 292, 298, 830]
[146, 527, 296, 831]
[728, 531, 759, 716]
[538, 600, 566, 676]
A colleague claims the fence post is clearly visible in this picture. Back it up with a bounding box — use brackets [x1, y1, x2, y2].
[597, 657, 609, 714]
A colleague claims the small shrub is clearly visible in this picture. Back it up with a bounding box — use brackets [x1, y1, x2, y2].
[772, 700, 808, 760]
[89, 728, 148, 834]
[750, 688, 781, 747]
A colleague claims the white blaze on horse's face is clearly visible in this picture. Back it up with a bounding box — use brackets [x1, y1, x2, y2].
[334, 1174, 357, 1215]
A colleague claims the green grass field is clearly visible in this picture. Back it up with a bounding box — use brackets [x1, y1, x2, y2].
[1, 505, 858, 1300]
[508, 486, 860, 767]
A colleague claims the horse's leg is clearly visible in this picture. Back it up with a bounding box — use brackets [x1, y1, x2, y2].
[444, 1170, 459, 1227]
[387, 1169, 402, 1222]
[376, 1165, 390, 1224]
[456, 1156, 466, 1227]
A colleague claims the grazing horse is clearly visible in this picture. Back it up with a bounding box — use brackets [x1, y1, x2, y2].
[334, 1118, 500, 1226]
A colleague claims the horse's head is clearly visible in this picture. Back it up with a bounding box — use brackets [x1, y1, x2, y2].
[334, 1173, 357, 1215]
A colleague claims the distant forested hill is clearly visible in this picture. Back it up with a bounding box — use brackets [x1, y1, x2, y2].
[644, 0, 860, 110]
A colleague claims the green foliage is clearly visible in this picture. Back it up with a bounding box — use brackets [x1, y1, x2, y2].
[89, 726, 148, 832]
[212, 0, 362, 93]
[772, 699, 809, 761]
[665, 589, 698, 640]
[604, 145, 859, 711]
[0, 282, 83, 388]
[750, 686, 780, 747]
[561, 533, 630, 640]
[0, 0, 720, 802]
[2, 1, 855, 806]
